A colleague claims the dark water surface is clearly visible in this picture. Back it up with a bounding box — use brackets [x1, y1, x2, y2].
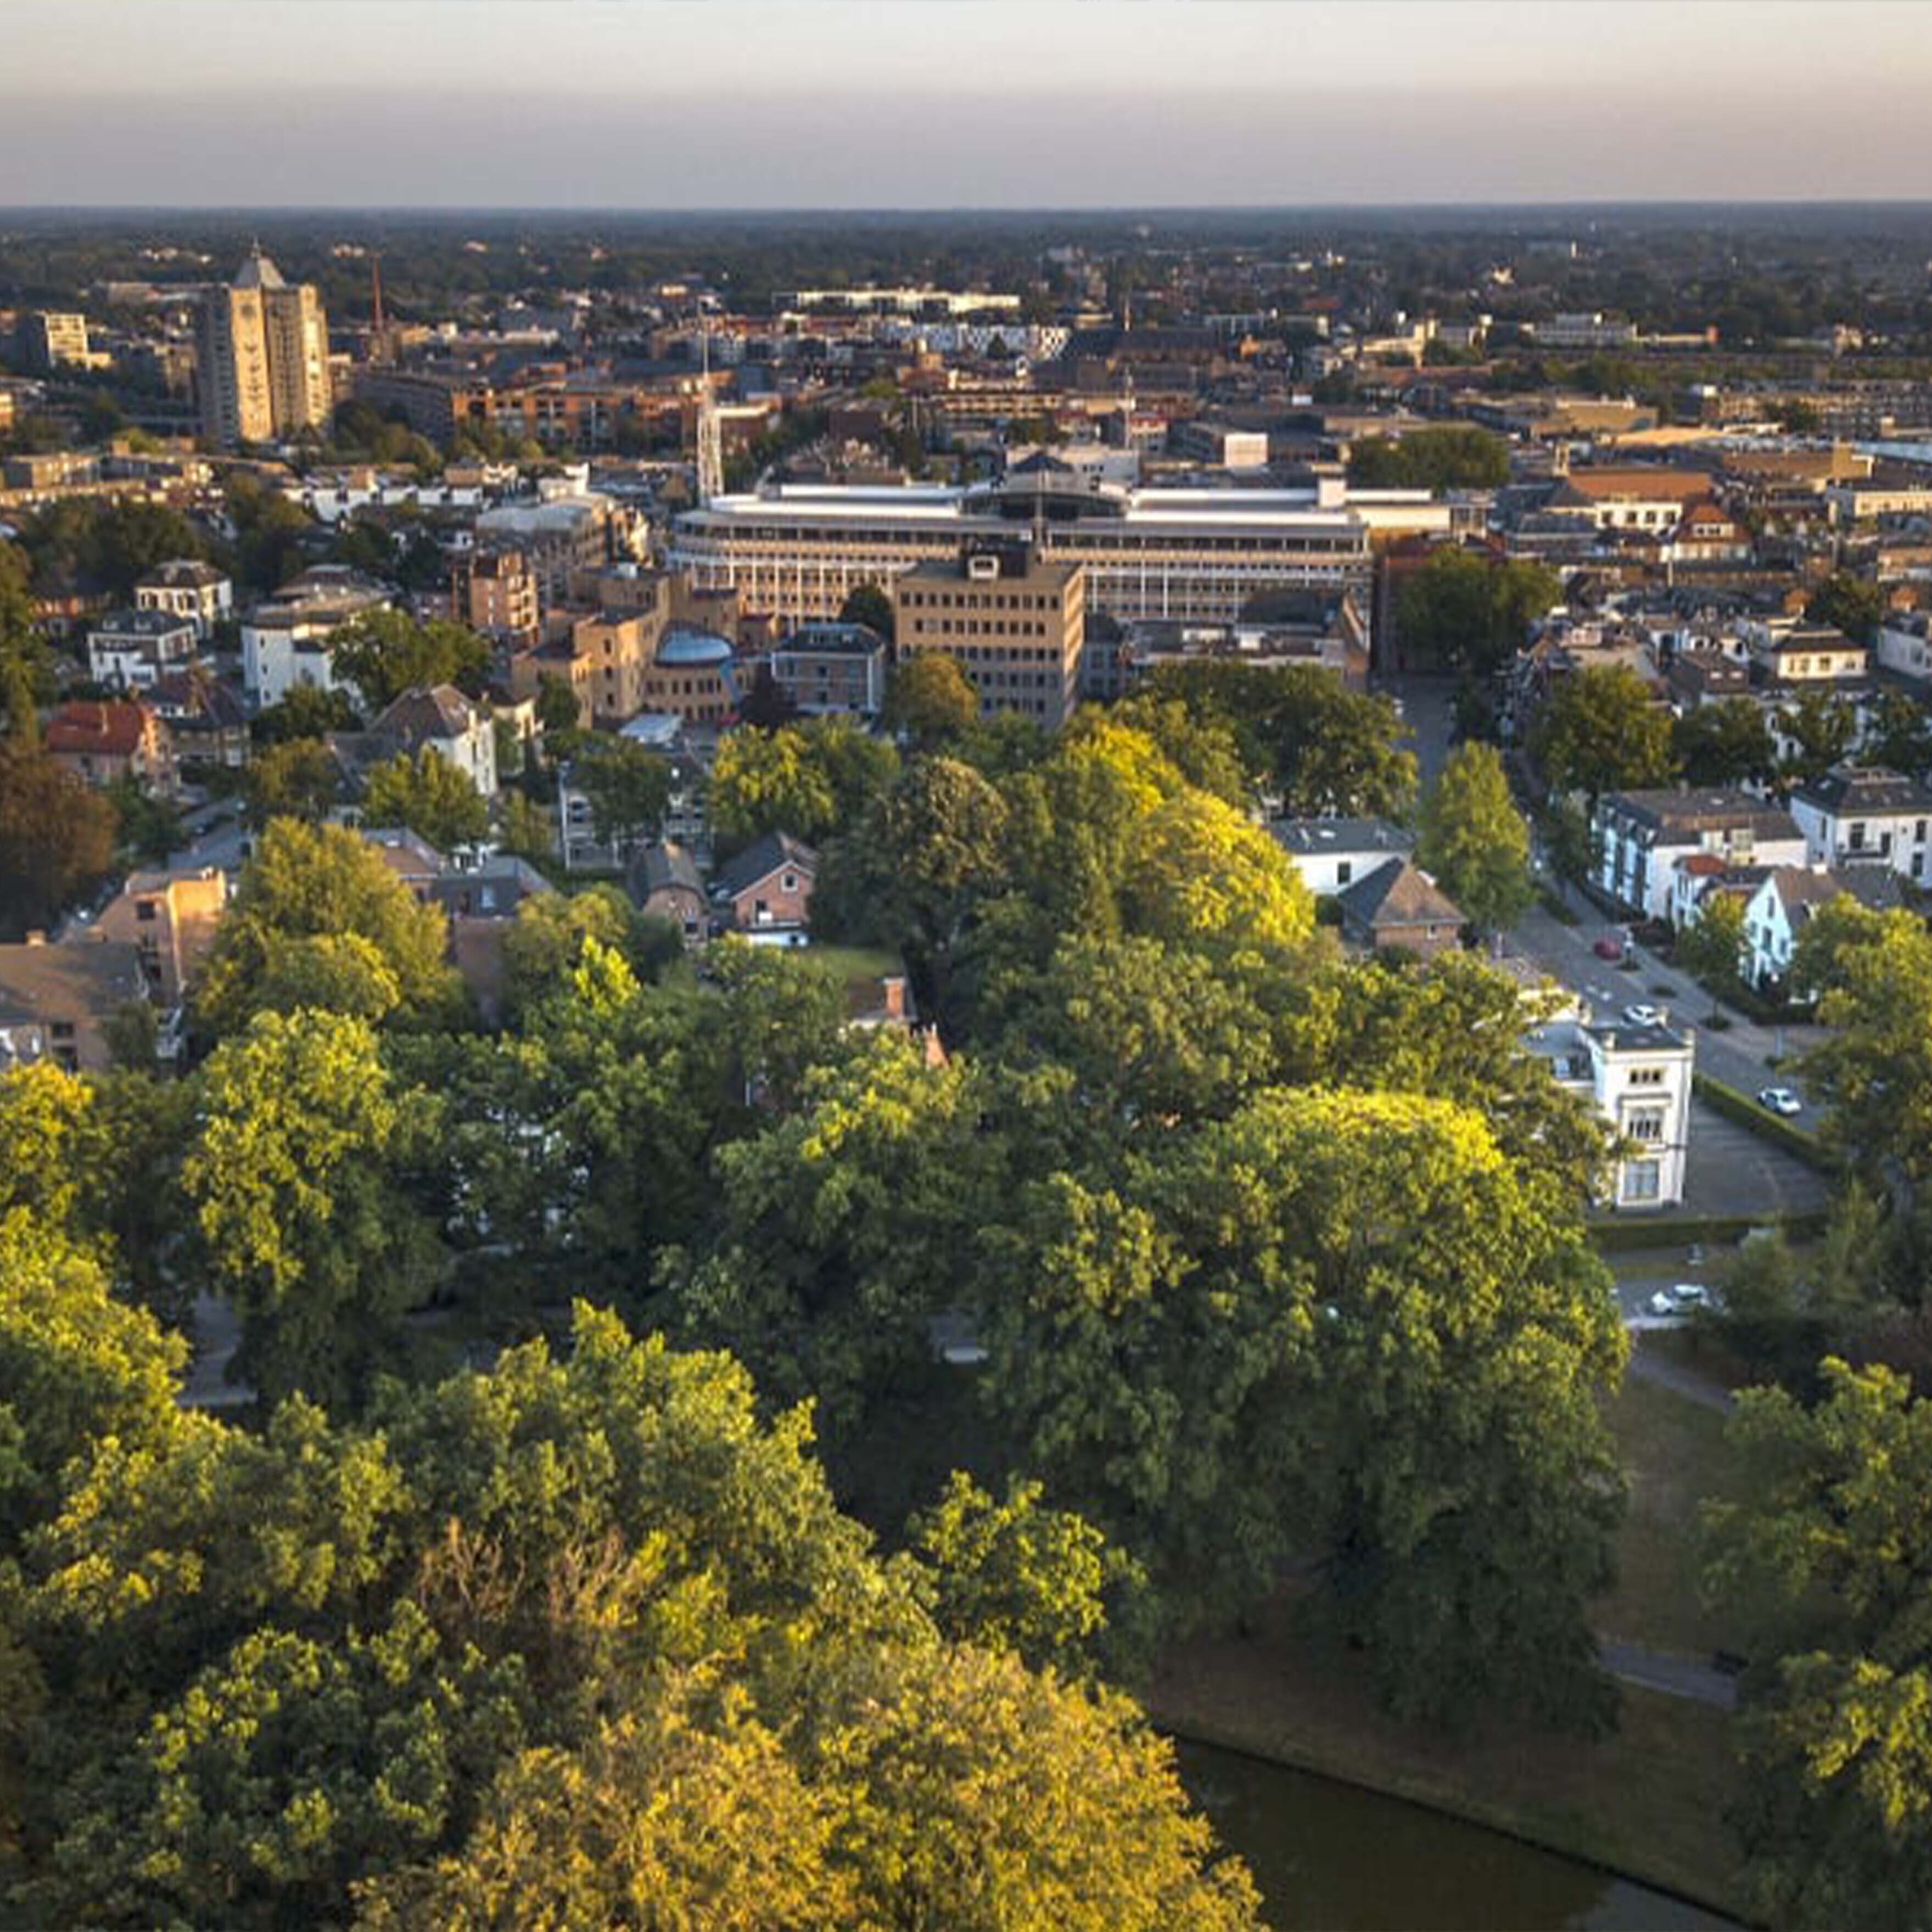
[1175, 1739, 1740, 1932]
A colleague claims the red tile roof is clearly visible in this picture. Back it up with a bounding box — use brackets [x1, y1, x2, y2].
[44, 701, 151, 758]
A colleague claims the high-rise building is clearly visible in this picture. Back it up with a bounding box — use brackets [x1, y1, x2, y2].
[17, 311, 93, 372]
[195, 250, 332, 447]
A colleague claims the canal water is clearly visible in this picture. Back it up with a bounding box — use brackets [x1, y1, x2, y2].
[1175, 1740, 1739, 1931]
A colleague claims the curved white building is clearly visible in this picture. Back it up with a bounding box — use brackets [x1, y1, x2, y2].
[669, 471, 1460, 630]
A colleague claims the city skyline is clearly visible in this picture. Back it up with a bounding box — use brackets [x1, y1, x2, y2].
[7, 1, 1932, 209]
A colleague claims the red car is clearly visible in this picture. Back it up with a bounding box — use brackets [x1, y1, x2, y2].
[1592, 935, 1625, 960]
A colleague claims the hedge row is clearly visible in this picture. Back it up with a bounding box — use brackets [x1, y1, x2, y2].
[1692, 1072, 1838, 1175]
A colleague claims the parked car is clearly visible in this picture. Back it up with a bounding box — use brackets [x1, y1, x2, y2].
[1593, 934, 1624, 960]
[1757, 1086, 1803, 1117]
[1622, 1003, 1663, 1027]
[1648, 1284, 1712, 1317]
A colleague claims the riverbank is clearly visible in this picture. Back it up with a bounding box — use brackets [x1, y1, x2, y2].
[1151, 1615, 1746, 1923]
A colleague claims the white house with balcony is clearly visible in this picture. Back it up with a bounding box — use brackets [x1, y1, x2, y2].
[134, 560, 232, 640]
[1525, 1009, 1694, 1209]
[1788, 765, 1932, 883]
[87, 608, 200, 691]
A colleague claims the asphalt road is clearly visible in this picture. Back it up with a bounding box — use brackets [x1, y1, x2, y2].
[1599, 1639, 1739, 1710]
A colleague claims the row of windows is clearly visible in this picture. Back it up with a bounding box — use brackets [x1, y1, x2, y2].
[912, 619, 1056, 642]
[900, 590, 1060, 612]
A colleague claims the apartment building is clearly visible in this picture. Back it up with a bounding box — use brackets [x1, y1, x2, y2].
[452, 547, 540, 651]
[1789, 766, 1932, 881]
[196, 250, 331, 446]
[16, 310, 95, 372]
[240, 567, 394, 706]
[1526, 1013, 1694, 1209]
[474, 488, 640, 608]
[891, 542, 1086, 729]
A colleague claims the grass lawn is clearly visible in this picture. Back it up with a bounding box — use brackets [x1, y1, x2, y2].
[1150, 1605, 1745, 1918]
[1594, 1371, 1744, 1659]
[795, 944, 904, 986]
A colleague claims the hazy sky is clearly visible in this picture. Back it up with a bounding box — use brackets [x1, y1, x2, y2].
[5, 1, 1932, 208]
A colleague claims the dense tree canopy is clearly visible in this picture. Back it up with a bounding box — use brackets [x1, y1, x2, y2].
[0, 740, 116, 939]
[1394, 547, 1561, 677]
[884, 651, 979, 743]
[1706, 1361, 1932, 1931]
[1531, 664, 1678, 800]
[1346, 425, 1510, 491]
[1805, 571, 1888, 646]
[0, 1301, 1257, 1929]
[362, 747, 489, 852]
[326, 609, 491, 714]
[193, 819, 461, 1037]
[1143, 662, 1417, 819]
[1671, 699, 1779, 788]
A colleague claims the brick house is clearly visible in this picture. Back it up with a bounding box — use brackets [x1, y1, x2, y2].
[712, 832, 817, 936]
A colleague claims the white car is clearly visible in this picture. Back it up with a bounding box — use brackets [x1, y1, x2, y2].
[1622, 1003, 1663, 1027]
[1648, 1284, 1712, 1317]
[1757, 1087, 1803, 1117]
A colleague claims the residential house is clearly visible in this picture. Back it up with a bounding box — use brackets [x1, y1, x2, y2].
[1664, 500, 1752, 565]
[1739, 617, 1868, 689]
[428, 854, 555, 1026]
[1336, 857, 1464, 956]
[87, 608, 201, 691]
[632, 840, 709, 943]
[367, 684, 499, 797]
[149, 669, 250, 771]
[1271, 817, 1414, 897]
[1593, 788, 1807, 924]
[0, 936, 148, 1072]
[1525, 1011, 1694, 1209]
[135, 559, 232, 639]
[1875, 612, 1932, 686]
[712, 831, 817, 937]
[88, 866, 227, 1006]
[1742, 864, 1902, 994]
[1547, 468, 1715, 534]
[44, 699, 175, 794]
[1789, 765, 1932, 882]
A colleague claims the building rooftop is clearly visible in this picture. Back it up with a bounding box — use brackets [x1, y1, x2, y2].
[713, 830, 818, 900]
[1271, 816, 1414, 859]
[44, 700, 153, 758]
[1794, 764, 1932, 815]
[1604, 787, 1802, 841]
[777, 621, 888, 657]
[1337, 856, 1463, 930]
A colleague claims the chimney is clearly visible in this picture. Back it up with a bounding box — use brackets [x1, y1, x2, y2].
[880, 975, 907, 1021]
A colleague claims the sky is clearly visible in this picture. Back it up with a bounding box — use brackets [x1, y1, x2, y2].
[5, 1, 1932, 209]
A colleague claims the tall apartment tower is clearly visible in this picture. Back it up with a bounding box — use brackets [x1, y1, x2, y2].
[196, 250, 332, 447]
